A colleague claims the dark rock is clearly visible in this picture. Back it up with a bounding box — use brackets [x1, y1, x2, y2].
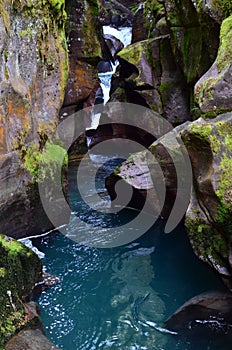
[104, 34, 124, 58]
[117, 36, 191, 124]
[165, 291, 232, 335]
[97, 60, 113, 73]
[105, 112, 232, 288]
[132, 5, 148, 43]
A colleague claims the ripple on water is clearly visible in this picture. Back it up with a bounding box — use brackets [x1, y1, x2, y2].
[35, 222, 227, 350]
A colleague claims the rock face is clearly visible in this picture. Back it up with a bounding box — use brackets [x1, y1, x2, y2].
[195, 15, 232, 116]
[109, 0, 221, 125]
[0, 0, 69, 238]
[60, 0, 102, 118]
[0, 235, 42, 348]
[183, 114, 232, 289]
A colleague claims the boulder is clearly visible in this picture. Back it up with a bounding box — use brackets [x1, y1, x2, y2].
[104, 33, 124, 58]
[182, 113, 232, 289]
[97, 60, 113, 73]
[165, 291, 232, 335]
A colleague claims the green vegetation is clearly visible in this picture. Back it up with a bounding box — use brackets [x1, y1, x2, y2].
[217, 15, 232, 72]
[0, 235, 42, 348]
[190, 123, 212, 141]
[144, 0, 165, 37]
[185, 217, 228, 267]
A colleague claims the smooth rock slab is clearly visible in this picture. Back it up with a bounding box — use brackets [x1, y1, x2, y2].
[6, 329, 60, 350]
[165, 291, 232, 335]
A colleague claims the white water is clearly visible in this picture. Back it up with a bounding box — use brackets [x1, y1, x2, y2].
[19, 238, 45, 259]
[88, 26, 132, 131]
[103, 25, 132, 47]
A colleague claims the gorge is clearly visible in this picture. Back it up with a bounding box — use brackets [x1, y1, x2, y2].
[0, 0, 232, 349]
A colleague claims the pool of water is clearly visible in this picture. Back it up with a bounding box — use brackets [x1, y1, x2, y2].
[33, 162, 229, 350]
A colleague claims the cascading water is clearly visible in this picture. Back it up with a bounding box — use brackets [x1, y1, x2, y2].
[87, 25, 132, 132]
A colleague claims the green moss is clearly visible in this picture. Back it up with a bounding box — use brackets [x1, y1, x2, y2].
[144, 0, 165, 37]
[81, 0, 101, 59]
[119, 42, 144, 65]
[190, 124, 212, 141]
[13, 127, 68, 183]
[209, 135, 221, 155]
[0, 235, 42, 347]
[217, 15, 232, 72]
[0, 236, 25, 256]
[18, 28, 33, 40]
[185, 217, 228, 267]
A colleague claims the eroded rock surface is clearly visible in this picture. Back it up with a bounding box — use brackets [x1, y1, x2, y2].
[0, 0, 68, 237]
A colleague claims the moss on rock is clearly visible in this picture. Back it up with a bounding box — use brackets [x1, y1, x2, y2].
[0, 235, 42, 348]
[182, 114, 232, 286]
[194, 15, 232, 115]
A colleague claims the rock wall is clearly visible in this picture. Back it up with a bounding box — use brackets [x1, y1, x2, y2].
[109, 0, 221, 125]
[0, 0, 69, 238]
[60, 0, 103, 118]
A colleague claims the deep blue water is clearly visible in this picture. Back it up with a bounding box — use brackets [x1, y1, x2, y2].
[33, 162, 230, 350]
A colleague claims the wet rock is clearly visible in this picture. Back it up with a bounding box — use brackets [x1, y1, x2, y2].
[132, 4, 148, 43]
[195, 15, 232, 116]
[165, 0, 220, 84]
[61, 0, 102, 113]
[165, 291, 232, 335]
[104, 33, 124, 58]
[97, 60, 113, 73]
[117, 34, 191, 124]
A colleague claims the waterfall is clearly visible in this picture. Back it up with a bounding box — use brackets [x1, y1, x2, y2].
[87, 25, 132, 133]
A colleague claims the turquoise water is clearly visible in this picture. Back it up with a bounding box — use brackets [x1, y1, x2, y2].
[34, 163, 229, 349]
